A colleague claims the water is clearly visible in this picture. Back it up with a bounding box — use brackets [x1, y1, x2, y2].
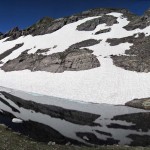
[0, 87, 150, 146]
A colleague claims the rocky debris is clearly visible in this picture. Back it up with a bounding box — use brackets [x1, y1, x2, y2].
[1, 48, 100, 73]
[95, 28, 111, 35]
[0, 43, 24, 61]
[68, 39, 101, 50]
[76, 15, 118, 31]
[125, 98, 150, 110]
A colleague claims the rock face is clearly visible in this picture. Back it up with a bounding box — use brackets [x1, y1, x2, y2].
[107, 33, 150, 73]
[68, 39, 101, 49]
[0, 43, 24, 61]
[77, 15, 118, 31]
[1, 39, 100, 73]
[124, 10, 150, 31]
[0, 18, 54, 41]
[125, 98, 150, 110]
[95, 28, 111, 35]
[2, 48, 100, 73]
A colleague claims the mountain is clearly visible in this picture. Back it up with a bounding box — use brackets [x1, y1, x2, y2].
[0, 8, 150, 106]
[1, 8, 150, 147]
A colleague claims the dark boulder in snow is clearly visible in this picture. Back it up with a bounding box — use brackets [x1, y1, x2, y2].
[95, 28, 111, 35]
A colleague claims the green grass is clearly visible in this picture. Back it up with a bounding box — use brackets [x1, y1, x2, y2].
[0, 124, 150, 150]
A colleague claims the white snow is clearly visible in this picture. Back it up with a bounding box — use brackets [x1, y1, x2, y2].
[12, 118, 23, 123]
[0, 12, 150, 105]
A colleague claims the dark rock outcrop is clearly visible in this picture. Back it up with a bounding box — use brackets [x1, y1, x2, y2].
[107, 33, 150, 73]
[0, 32, 3, 35]
[68, 39, 101, 50]
[111, 55, 150, 73]
[22, 17, 54, 36]
[95, 28, 111, 35]
[125, 98, 150, 110]
[1, 48, 100, 73]
[124, 9, 150, 31]
[77, 15, 118, 31]
[0, 43, 24, 61]
[106, 33, 145, 46]
[3, 27, 22, 41]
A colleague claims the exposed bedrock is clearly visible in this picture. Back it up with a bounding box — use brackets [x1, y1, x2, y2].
[107, 33, 150, 73]
[111, 55, 150, 73]
[124, 9, 150, 31]
[1, 39, 101, 73]
[68, 39, 101, 50]
[1, 48, 100, 73]
[0, 43, 24, 61]
[94, 28, 111, 35]
[125, 98, 150, 110]
[76, 15, 118, 31]
[0, 8, 136, 41]
[106, 33, 145, 46]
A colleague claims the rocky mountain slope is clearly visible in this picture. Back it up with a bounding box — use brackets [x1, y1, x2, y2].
[0, 8, 150, 105]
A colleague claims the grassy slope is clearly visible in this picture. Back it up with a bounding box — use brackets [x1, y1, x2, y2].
[0, 125, 150, 150]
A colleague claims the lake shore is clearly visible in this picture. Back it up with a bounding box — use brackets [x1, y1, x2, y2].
[0, 124, 150, 150]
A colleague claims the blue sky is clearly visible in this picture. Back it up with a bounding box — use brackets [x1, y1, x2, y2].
[0, 0, 150, 32]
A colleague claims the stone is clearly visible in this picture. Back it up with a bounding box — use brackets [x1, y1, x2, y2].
[125, 98, 150, 110]
[95, 28, 111, 35]
[1, 48, 100, 73]
[77, 15, 118, 31]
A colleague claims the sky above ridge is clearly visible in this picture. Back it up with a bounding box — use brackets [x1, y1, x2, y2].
[0, 0, 150, 32]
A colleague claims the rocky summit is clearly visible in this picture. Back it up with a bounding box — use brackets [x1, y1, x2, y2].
[0, 8, 150, 106]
